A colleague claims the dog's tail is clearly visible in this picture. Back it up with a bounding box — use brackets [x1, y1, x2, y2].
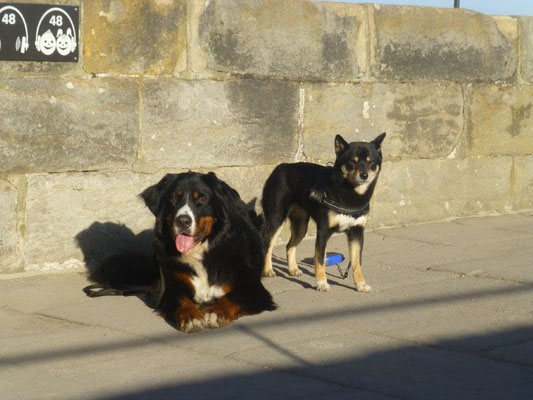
[87, 252, 159, 290]
[246, 198, 264, 231]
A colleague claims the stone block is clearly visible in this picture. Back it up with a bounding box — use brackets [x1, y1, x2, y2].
[369, 157, 513, 228]
[22, 168, 277, 271]
[466, 84, 533, 156]
[83, 0, 187, 75]
[372, 6, 517, 81]
[24, 172, 158, 270]
[209, 165, 276, 205]
[512, 155, 533, 211]
[0, 76, 139, 173]
[137, 78, 299, 170]
[303, 82, 463, 162]
[0, 177, 22, 272]
[191, 0, 367, 79]
[519, 17, 533, 82]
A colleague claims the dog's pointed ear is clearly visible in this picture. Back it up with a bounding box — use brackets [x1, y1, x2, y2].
[139, 174, 174, 215]
[372, 132, 386, 149]
[335, 135, 349, 156]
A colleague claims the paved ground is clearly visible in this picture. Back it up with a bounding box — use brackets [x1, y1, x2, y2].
[1, 214, 532, 399]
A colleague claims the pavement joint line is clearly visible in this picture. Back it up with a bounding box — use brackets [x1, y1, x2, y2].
[222, 351, 408, 400]
[1, 283, 530, 369]
[333, 325, 533, 370]
[426, 266, 533, 286]
[479, 336, 533, 355]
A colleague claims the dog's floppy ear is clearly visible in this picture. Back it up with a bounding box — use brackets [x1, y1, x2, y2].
[203, 172, 241, 222]
[371, 132, 386, 149]
[139, 174, 174, 215]
[335, 135, 349, 156]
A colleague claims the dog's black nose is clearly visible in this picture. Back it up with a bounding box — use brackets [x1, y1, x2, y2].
[176, 215, 192, 230]
[360, 172, 368, 180]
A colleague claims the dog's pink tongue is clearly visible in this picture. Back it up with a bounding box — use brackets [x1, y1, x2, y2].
[175, 234, 195, 253]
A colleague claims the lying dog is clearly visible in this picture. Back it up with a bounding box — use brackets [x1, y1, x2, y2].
[261, 133, 386, 292]
[87, 172, 276, 332]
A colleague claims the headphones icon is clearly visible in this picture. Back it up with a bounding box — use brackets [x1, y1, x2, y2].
[35, 7, 77, 55]
[0, 6, 29, 54]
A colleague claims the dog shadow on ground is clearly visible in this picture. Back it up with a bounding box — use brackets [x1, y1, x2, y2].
[75, 222, 157, 307]
[271, 255, 354, 290]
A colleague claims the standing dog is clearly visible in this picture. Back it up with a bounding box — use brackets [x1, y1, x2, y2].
[261, 133, 386, 292]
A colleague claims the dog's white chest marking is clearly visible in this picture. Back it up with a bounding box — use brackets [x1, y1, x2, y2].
[329, 212, 368, 231]
[179, 242, 226, 304]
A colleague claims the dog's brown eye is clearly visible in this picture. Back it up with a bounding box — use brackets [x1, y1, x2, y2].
[366, 156, 371, 162]
[196, 196, 207, 205]
[354, 156, 359, 162]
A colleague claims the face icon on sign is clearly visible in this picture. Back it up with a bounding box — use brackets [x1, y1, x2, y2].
[38, 29, 56, 55]
[56, 28, 74, 56]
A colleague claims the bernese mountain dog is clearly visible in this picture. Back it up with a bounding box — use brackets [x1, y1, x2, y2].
[86, 172, 276, 332]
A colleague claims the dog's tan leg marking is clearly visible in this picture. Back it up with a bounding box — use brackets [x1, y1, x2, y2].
[315, 247, 330, 292]
[286, 206, 308, 276]
[263, 225, 283, 277]
[348, 239, 371, 293]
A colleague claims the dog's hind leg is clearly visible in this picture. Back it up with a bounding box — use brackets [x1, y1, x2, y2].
[347, 226, 371, 293]
[263, 224, 283, 277]
[286, 205, 309, 276]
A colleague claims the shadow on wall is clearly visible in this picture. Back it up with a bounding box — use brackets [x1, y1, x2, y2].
[75, 222, 154, 275]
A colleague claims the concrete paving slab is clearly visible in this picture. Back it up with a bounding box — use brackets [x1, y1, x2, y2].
[229, 330, 533, 400]
[485, 338, 533, 366]
[1, 216, 532, 399]
[0, 272, 89, 313]
[453, 214, 533, 233]
[0, 309, 344, 400]
[375, 217, 533, 248]
[429, 248, 533, 284]
[369, 239, 531, 274]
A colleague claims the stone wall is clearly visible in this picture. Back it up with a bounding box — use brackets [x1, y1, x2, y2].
[1, 0, 532, 272]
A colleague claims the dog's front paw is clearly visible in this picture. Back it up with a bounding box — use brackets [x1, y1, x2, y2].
[263, 269, 277, 278]
[355, 283, 372, 293]
[288, 268, 303, 276]
[177, 316, 206, 333]
[316, 281, 330, 292]
[204, 312, 220, 328]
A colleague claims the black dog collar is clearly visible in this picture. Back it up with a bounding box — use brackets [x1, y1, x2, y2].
[309, 189, 369, 216]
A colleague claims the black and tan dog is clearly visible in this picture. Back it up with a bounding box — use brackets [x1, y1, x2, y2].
[261, 133, 386, 292]
[87, 172, 276, 332]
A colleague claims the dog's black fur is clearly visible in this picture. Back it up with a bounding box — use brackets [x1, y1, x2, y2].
[88, 172, 276, 332]
[261, 133, 386, 292]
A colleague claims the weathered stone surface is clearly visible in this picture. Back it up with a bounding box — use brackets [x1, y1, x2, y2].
[207, 165, 276, 205]
[372, 6, 518, 81]
[0, 177, 22, 272]
[512, 156, 533, 211]
[191, 0, 367, 79]
[0, 61, 84, 76]
[0, 76, 139, 173]
[303, 81, 463, 162]
[24, 172, 158, 270]
[369, 157, 513, 229]
[137, 78, 299, 170]
[466, 84, 533, 156]
[520, 17, 533, 82]
[83, 0, 187, 75]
